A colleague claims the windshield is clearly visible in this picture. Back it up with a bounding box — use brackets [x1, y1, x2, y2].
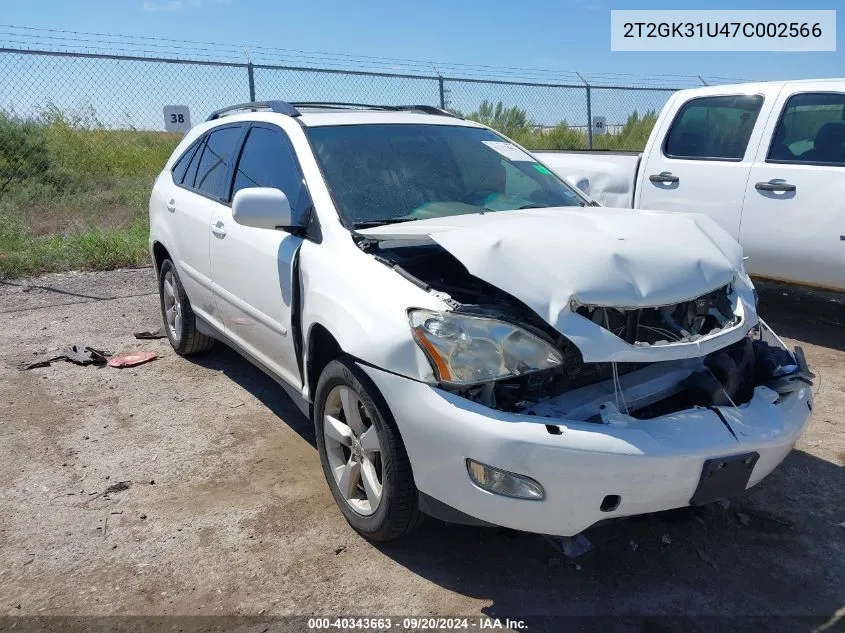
[306, 124, 586, 227]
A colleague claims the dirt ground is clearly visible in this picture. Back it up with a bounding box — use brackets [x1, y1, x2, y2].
[0, 269, 843, 631]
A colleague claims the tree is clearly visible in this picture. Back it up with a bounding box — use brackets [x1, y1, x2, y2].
[467, 100, 529, 136]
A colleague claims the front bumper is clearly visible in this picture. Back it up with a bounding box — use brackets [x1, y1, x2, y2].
[359, 363, 812, 536]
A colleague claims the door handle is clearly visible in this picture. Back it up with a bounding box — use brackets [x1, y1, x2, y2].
[211, 221, 226, 238]
[755, 180, 796, 192]
[166, 199, 176, 213]
[649, 171, 679, 184]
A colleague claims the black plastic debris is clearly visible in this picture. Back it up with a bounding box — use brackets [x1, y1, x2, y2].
[133, 329, 167, 340]
[544, 533, 593, 558]
[22, 344, 111, 370]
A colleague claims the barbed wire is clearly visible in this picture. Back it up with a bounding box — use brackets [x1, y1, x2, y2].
[0, 24, 754, 87]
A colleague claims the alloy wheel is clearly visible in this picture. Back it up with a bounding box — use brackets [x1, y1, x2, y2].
[162, 270, 183, 340]
[322, 385, 384, 516]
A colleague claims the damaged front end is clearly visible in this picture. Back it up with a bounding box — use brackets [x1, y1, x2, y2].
[363, 236, 812, 425]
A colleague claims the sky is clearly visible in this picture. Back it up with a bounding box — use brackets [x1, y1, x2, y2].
[3, 0, 843, 83]
[1, 1, 843, 131]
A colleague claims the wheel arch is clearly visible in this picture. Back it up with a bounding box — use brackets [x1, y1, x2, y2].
[152, 240, 171, 275]
[305, 322, 343, 401]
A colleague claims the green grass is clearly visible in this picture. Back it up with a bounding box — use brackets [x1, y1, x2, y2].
[0, 108, 180, 278]
[0, 212, 150, 277]
[0, 103, 657, 278]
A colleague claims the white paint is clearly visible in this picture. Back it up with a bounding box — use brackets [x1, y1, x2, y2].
[163, 105, 191, 133]
[360, 362, 811, 536]
[535, 152, 640, 208]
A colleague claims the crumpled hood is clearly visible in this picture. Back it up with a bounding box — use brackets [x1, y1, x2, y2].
[360, 207, 748, 343]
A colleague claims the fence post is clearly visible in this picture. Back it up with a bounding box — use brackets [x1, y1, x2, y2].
[247, 62, 256, 101]
[577, 73, 592, 150]
[438, 76, 446, 109]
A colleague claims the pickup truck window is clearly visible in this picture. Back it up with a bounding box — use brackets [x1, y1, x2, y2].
[664, 95, 763, 162]
[767, 92, 845, 166]
[307, 124, 585, 227]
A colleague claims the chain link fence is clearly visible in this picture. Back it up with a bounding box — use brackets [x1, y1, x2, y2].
[0, 44, 697, 274]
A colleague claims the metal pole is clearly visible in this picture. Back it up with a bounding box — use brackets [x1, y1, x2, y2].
[577, 73, 593, 150]
[438, 76, 446, 109]
[698, 75, 709, 86]
[247, 62, 256, 101]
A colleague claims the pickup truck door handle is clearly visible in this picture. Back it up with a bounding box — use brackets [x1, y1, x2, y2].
[755, 180, 796, 192]
[210, 220, 226, 238]
[649, 172, 679, 184]
[166, 199, 176, 213]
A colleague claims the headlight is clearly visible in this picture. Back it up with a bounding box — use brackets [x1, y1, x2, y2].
[408, 309, 563, 385]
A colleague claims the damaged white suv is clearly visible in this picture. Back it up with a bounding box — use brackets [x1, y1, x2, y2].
[149, 101, 814, 541]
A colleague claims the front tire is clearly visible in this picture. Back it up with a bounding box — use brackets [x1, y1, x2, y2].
[158, 259, 215, 356]
[314, 358, 421, 541]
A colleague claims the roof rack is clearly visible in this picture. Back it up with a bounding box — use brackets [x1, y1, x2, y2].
[290, 102, 463, 119]
[206, 100, 300, 121]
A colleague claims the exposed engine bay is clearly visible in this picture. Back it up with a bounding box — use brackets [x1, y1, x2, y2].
[365, 238, 809, 421]
[573, 284, 738, 347]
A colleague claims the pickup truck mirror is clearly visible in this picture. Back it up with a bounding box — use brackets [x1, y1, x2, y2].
[231, 187, 300, 231]
[564, 175, 590, 194]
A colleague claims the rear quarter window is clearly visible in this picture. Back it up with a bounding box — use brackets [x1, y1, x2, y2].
[171, 139, 202, 184]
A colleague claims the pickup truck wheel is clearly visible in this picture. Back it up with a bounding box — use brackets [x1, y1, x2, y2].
[158, 259, 214, 355]
[314, 358, 422, 541]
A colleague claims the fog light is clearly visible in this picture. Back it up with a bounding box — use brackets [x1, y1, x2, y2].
[466, 459, 544, 500]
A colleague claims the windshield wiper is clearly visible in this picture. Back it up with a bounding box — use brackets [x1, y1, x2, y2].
[352, 218, 418, 228]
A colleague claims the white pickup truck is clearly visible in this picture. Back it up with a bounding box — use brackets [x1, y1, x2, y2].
[536, 79, 845, 292]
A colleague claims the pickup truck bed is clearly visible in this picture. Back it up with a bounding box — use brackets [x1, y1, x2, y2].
[534, 151, 641, 208]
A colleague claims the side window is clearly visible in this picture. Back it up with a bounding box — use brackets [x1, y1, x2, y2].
[232, 127, 304, 210]
[664, 95, 764, 161]
[171, 139, 203, 184]
[767, 92, 845, 165]
[193, 126, 242, 199]
[182, 137, 205, 188]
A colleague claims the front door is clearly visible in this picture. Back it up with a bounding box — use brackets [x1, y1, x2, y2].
[739, 88, 845, 290]
[209, 124, 308, 387]
[638, 91, 773, 239]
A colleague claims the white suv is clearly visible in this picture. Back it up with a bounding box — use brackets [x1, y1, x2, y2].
[149, 101, 813, 542]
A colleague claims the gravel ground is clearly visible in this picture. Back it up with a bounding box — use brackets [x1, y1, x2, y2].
[0, 269, 843, 630]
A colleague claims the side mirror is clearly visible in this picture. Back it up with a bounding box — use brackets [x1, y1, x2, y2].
[231, 187, 299, 230]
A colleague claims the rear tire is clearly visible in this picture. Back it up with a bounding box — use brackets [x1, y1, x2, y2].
[314, 357, 422, 541]
[158, 259, 215, 356]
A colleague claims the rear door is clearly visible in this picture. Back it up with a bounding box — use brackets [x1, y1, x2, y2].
[739, 86, 845, 290]
[168, 124, 244, 322]
[638, 90, 774, 239]
[209, 124, 309, 388]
